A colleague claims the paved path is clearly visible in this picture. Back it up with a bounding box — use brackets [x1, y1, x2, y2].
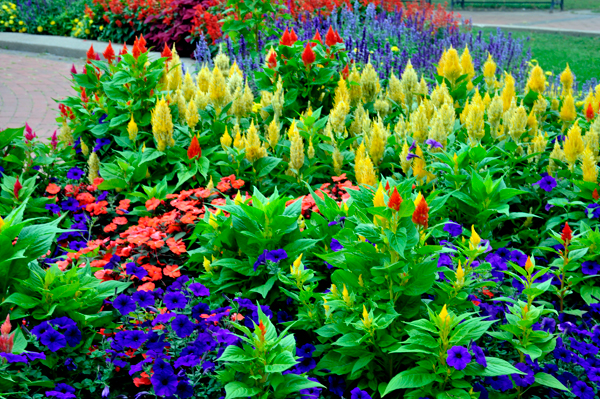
[0, 49, 82, 140]
[460, 10, 600, 33]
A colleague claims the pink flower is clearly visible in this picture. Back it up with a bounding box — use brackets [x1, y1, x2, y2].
[51, 130, 58, 150]
[24, 123, 36, 142]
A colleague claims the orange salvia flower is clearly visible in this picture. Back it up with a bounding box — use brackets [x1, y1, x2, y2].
[388, 187, 403, 211]
[187, 136, 201, 160]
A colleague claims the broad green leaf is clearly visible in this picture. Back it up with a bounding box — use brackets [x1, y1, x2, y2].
[383, 367, 436, 396]
[534, 372, 570, 392]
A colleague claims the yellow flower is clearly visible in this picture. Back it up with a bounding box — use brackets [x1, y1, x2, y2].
[0, 216, 4, 231]
[525, 256, 534, 273]
[342, 284, 351, 305]
[37, 26, 42, 32]
[373, 182, 386, 207]
[18, 20, 22, 25]
[99, 25, 103, 31]
[391, 45, 399, 52]
[560, 94, 576, 123]
[361, 305, 372, 328]
[50, 20, 55, 25]
[527, 65, 546, 93]
[469, 225, 481, 250]
[582, 146, 598, 183]
[438, 304, 450, 326]
[73, 18, 79, 23]
[455, 261, 465, 285]
[127, 115, 138, 141]
[85, 28, 90, 35]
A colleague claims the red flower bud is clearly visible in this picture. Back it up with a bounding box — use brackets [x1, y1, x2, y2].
[161, 43, 172, 62]
[412, 195, 429, 229]
[301, 43, 316, 67]
[334, 29, 343, 44]
[86, 44, 96, 61]
[267, 50, 277, 69]
[187, 136, 201, 160]
[586, 103, 595, 121]
[258, 320, 266, 342]
[290, 28, 298, 44]
[1, 314, 10, 335]
[593, 188, 599, 200]
[280, 28, 292, 46]
[325, 26, 337, 47]
[103, 41, 115, 64]
[312, 29, 323, 47]
[120, 43, 128, 56]
[341, 64, 349, 80]
[388, 187, 403, 211]
[14, 178, 22, 200]
[561, 222, 572, 243]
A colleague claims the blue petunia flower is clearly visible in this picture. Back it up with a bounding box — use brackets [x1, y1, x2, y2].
[113, 294, 136, 315]
[93, 138, 111, 152]
[533, 175, 557, 192]
[443, 220, 462, 237]
[66, 167, 84, 180]
[266, 249, 288, 263]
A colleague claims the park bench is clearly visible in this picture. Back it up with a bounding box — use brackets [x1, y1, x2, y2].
[450, 0, 564, 11]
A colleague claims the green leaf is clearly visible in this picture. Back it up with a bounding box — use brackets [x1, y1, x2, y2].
[534, 372, 570, 392]
[2, 292, 41, 309]
[249, 276, 278, 298]
[218, 345, 253, 362]
[256, 157, 282, 178]
[464, 357, 526, 377]
[224, 381, 261, 399]
[383, 367, 435, 396]
[265, 351, 297, 373]
[97, 178, 128, 190]
[333, 333, 363, 347]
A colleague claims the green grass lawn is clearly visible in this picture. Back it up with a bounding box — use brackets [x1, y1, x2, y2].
[432, 0, 600, 11]
[475, 27, 600, 84]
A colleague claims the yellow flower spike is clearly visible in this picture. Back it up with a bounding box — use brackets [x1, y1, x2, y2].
[527, 65, 546, 94]
[438, 305, 450, 324]
[524, 256, 534, 273]
[373, 182, 386, 207]
[293, 254, 303, 270]
[469, 225, 481, 250]
[582, 146, 598, 183]
[342, 284, 350, 305]
[220, 127, 232, 149]
[358, 235, 366, 242]
[203, 256, 212, 273]
[206, 176, 214, 191]
[455, 261, 465, 285]
[0, 216, 4, 231]
[234, 191, 243, 205]
[358, 274, 364, 288]
[127, 115, 138, 141]
[323, 298, 330, 314]
[560, 93, 577, 123]
[362, 305, 371, 328]
[209, 212, 218, 229]
[331, 284, 339, 297]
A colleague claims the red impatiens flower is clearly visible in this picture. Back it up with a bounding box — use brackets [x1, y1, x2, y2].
[279, 28, 292, 46]
[113, 217, 128, 225]
[164, 265, 181, 278]
[13, 178, 22, 200]
[561, 222, 572, 244]
[301, 43, 316, 66]
[388, 187, 403, 211]
[103, 41, 115, 64]
[145, 198, 161, 211]
[46, 183, 61, 195]
[187, 136, 201, 160]
[166, 237, 186, 255]
[104, 223, 117, 233]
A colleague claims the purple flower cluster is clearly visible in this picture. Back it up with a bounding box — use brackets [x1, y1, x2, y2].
[31, 317, 81, 352]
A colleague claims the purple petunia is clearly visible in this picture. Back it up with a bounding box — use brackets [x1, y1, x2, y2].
[176, 380, 194, 399]
[132, 290, 155, 307]
[533, 175, 557, 192]
[163, 291, 188, 310]
[151, 372, 178, 397]
[582, 261, 600, 275]
[172, 314, 195, 338]
[45, 204, 61, 215]
[512, 363, 535, 387]
[60, 197, 80, 212]
[446, 346, 471, 370]
[470, 342, 487, 367]
[573, 381, 594, 399]
[64, 325, 81, 347]
[266, 249, 288, 263]
[443, 220, 462, 237]
[126, 262, 148, 280]
[93, 138, 111, 152]
[425, 138, 443, 149]
[485, 375, 513, 391]
[66, 167, 85, 180]
[328, 375, 346, 396]
[0, 353, 28, 363]
[331, 238, 344, 252]
[40, 328, 67, 352]
[113, 294, 136, 315]
[297, 343, 316, 358]
[254, 249, 269, 271]
[188, 283, 210, 297]
[350, 388, 372, 399]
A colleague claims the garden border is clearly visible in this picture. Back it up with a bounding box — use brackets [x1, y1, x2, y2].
[0, 32, 194, 64]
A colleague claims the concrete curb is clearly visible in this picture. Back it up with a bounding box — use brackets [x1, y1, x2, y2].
[0, 32, 194, 64]
[471, 23, 600, 37]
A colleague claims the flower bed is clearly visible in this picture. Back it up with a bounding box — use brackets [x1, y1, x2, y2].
[1, 18, 600, 399]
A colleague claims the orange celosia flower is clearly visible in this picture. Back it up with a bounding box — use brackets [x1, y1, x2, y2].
[412, 193, 429, 228]
[593, 188, 600, 200]
[187, 136, 201, 160]
[279, 28, 292, 46]
[312, 29, 323, 47]
[325, 26, 337, 47]
[161, 43, 172, 62]
[301, 43, 316, 66]
[388, 187, 403, 211]
[586, 103, 595, 121]
[103, 41, 115, 64]
[561, 222, 572, 243]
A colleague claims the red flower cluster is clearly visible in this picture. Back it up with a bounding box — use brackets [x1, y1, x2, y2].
[288, 174, 358, 219]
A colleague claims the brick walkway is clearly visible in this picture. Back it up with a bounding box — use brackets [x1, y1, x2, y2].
[0, 49, 82, 140]
[460, 10, 600, 33]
